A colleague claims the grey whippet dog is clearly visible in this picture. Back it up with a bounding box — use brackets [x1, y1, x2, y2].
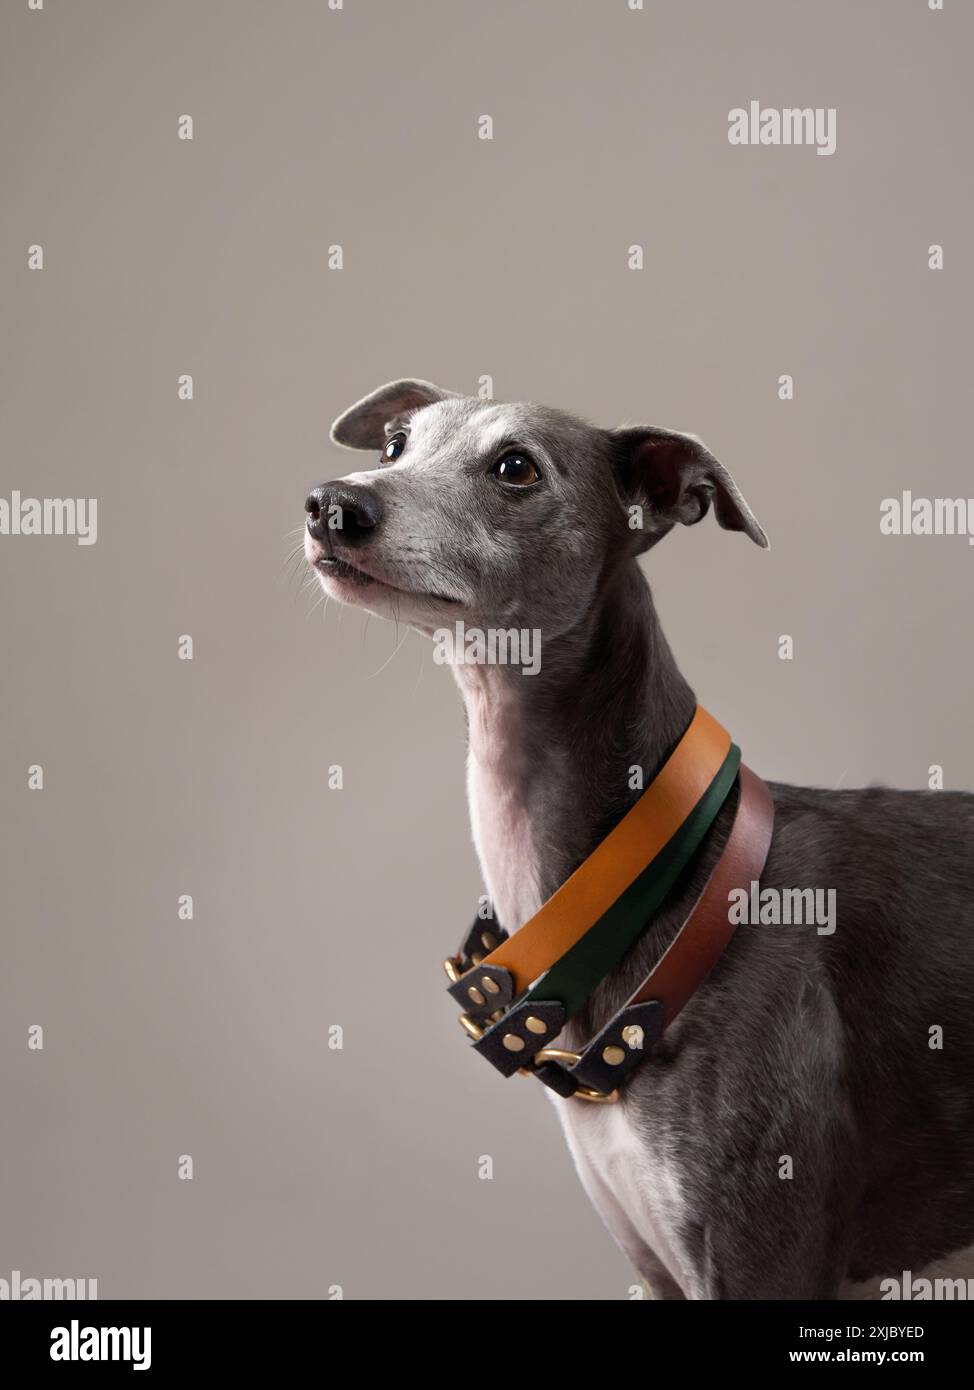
[303, 378, 974, 1300]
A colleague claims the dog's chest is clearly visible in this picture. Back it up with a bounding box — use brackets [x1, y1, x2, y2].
[547, 1082, 695, 1296]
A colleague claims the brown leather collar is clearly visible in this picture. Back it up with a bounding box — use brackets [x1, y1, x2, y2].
[568, 764, 775, 1097]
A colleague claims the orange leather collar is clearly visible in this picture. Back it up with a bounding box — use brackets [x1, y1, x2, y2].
[473, 706, 732, 996]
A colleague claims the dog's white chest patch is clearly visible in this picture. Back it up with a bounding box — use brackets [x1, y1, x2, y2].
[548, 1090, 694, 1297]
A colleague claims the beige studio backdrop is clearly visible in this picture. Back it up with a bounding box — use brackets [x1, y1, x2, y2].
[1, 0, 971, 1300]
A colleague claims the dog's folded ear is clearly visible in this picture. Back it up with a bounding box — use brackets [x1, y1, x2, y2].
[609, 426, 769, 550]
[330, 379, 459, 449]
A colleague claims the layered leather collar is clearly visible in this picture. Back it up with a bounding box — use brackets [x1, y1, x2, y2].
[443, 708, 774, 1102]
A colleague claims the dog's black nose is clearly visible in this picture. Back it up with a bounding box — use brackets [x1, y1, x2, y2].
[305, 482, 383, 544]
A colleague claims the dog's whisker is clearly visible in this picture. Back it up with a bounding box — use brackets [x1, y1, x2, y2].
[369, 621, 411, 678]
[306, 589, 328, 621]
[412, 631, 426, 699]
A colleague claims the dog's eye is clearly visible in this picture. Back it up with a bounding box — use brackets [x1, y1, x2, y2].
[491, 452, 541, 487]
[381, 432, 407, 464]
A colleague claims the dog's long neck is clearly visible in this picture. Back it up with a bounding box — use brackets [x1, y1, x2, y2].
[452, 563, 695, 933]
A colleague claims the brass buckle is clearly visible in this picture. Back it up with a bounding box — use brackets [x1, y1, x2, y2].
[443, 960, 619, 1103]
[457, 1012, 485, 1041]
[534, 1047, 620, 1104]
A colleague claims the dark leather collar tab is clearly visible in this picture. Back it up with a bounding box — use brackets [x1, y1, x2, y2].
[446, 962, 514, 1021]
[571, 1001, 665, 1093]
[457, 918, 508, 971]
[534, 1061, 580, 1098]
[472, 1000, 566, 1077]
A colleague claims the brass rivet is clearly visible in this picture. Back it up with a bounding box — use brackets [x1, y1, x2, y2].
[602, 1045, 627, 1066]
[622, 1024, 644, 1050]
[502, 1034, 525, 1053]
[525, 1016, 547, 1035]
[490, 1009, 504, 1023]
[471, 952, 484, 966]
[467, 986, 485, 1006]
[481, 931, 497, 950]
[481, 976, 501, 995]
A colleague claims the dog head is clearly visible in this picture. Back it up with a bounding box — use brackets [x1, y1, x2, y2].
[304, 379, 767, 637]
